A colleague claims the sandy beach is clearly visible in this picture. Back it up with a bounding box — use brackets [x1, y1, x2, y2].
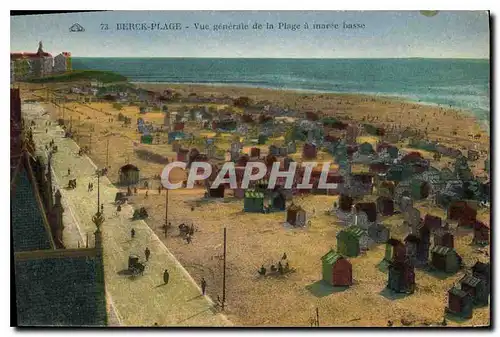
[18, 82, 490, 327]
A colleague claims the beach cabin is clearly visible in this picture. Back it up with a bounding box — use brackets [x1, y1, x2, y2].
[376, 196, 395, 216]
[249, 147, 261, 158]
[472, 262, 491, 295]
[387, 261, 416, 294]
[244, 190, 265, 213]
[258, 134, 268, 145]
[302, 143, 317, 159]
[286, 203, 307, 227]
[431, 246, 461, 273]
[460, 274, 489, 306]
[386, 238, 407, 264]
[177, 148, 190, 163]
[268, 190, 286, 212]
[367, 223, 390, 244]
[336, 226, 365, 257]
[472, 221, 489, 245]
[119, 164, 140, 186]
[434, 230, 454, 249]
[207, 184, 225, 198]
[338, 194, 354, 212]
[168, 131, 185, 144]
[446, 287, 473, 319]
[358, 142, 375, 155]
[321, 250, 353, 287]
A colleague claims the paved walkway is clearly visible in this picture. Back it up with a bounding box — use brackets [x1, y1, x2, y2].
[24, 102, 232, 327]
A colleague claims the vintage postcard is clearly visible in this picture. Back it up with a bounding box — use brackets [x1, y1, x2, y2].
[10, 10, 490, 327]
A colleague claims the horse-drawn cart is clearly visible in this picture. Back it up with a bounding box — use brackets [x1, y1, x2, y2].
[128, 254, 145, 276]
[67, 179, 77, 189]
[115, 192, 128, 205]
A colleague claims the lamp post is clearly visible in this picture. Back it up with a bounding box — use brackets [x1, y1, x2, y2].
[96, 169, 101, 214]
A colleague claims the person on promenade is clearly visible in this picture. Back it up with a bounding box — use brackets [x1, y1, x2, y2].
[201, 277, 207, 295]
[145, 247, 151, 262]
[163, 269, 170, 284]
[88, 182, 91, 192]
[145, 191, 148, 199]
[101, 203, 104, 213]
[131, 228, 136, 239]
[68, 168, 71, 176]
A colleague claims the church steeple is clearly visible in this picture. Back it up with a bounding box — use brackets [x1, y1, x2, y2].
[37, 41, 44, 55]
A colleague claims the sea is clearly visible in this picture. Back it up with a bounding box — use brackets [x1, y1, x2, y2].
[72, 58, 490, 124]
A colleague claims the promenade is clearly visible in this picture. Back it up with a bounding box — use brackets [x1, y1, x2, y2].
[23, 102, 232, 327]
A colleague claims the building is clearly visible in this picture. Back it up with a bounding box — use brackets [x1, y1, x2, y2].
[460, 274, 489, 306]
[321, 250, 353, 287]
[118, 164, 140, 186]
[446, 287, 473, 319]
[11, 42, 55, 78]
[387, 261, 416, 294]
[53, 52, 71, 73]
[286, 203, 307, 227]
[244, 190, 265, 213]
[431, 245, 461, 273]
[11, 100, 107, 325]
[336, 226, 365, 257]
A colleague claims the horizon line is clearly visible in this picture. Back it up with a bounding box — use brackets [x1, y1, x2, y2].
[71, 56, 489, 60]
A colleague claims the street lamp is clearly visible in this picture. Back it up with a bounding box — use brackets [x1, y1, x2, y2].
[95, 169, 101, 214]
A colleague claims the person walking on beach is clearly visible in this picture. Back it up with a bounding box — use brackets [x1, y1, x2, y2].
[163, 269, 170, 285]
[131, 228, 136, 239]
[88, 182, 91, 192]
[201, 277, 207, 295]
[145, 247, 151, 262]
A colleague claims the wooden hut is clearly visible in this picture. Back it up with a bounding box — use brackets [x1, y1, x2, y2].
[177, 148, 190, 162]
[376, 196, 394, 216]
[118, 164, 140, 186]
[249, 147, 261, 158]
[410, 179, 431, 200]
[404, 234, 420, 265]
[286, 203, 307, 227]
[448, 201, 477, 225]
[446, 287, 473, 319]
[358, 142, 374, 155]
[338, 194, 354, 212]
[386, 238, 406, 264]
[336, 226, 365, 257]
[268, 189, 286, 211]
[472, 262, 491, 295]
[244, 190, 265, 213]
[367, 223, 390, 244]
[302, 143, 317, 159]
[460, 274, 489, 306]
[434, 231, 454, 248]
[423, 214, 442, 232]
[431, 246, 461, 273]
[472, 221, 489, 245]
[387, 261, 416, 294]
[207, 184, 225, 198]
[321, 250, 353, 287]
[355, 202, 377, 224]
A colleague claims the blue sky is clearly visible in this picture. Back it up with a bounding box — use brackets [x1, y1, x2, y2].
[10, 11, 489, 58]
